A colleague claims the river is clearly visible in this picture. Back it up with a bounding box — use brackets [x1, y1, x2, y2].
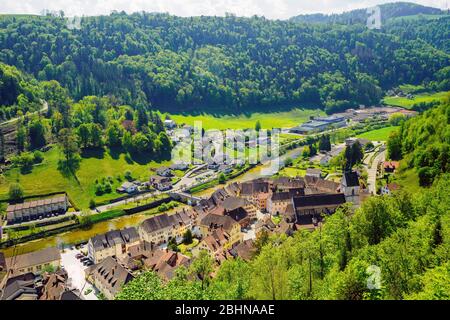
[0, 207, 183, 257]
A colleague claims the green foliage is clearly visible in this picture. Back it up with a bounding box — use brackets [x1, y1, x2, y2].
[0, 13, 447, 113]
[389, 98, 450, 185]
[8, 182, 24, 200]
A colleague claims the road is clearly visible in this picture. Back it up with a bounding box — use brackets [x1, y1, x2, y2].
[365, 148, 386, 195]
[0, 101, 48, 127]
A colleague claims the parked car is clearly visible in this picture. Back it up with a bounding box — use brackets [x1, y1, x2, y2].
[75, 253, 84, 259]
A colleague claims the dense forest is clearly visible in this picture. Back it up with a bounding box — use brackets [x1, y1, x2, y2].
[388, 93, 450, 186]
[0, 5, 449, 114]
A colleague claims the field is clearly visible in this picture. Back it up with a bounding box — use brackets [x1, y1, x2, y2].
[166, 108, 324, 130]
[382, 91, 449, 109]
[0, 146, 174, 209]
[357, 126, 399, 142]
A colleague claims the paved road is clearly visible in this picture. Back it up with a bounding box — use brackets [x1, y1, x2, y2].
[366, 149, 386, 195]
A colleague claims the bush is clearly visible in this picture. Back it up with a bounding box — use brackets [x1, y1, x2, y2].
[89, 199, 96, 209]
[9, 183, 24, 201]
[33, 150, 44, 164]
[124, 170, 132, 181]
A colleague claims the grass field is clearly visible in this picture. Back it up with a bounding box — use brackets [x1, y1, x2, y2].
[357, 126, 399, 142]
[0, 146, 173, 209]
[166, 108, 324, 130]
[382, 91, 449, 109]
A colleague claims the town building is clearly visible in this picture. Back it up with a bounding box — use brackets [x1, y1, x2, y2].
[150, 175, 172, 191]
[116, 181, 138, 194]
[199, 213, 242, 249]
[156, 166, 172, 177]
[293, 193, 346, 228]
[85, 256, 133, 300]
[305, 168, 322, 179]
[6, 194, 69, 224]
[383, 161, 400, 173]
[341, 171, 360, 205]
[139, 211, 192, 246]
[223, 196, 257, 221]
[5, 247, 61, 277]
[143, 249, 191, 281]
[88, 227, 141, 264]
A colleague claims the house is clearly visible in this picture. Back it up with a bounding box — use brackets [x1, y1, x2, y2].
[156, 166, 172, 177]
[383, 161, 400, 173]
[345, 137, 371, 148]
[192, 228, 230, 261]
[6, 195, 69, 224]
[306, 168, 321, 179]
[341, 171, 360, 205]
[139, 211, 192, 246]
[143, 249, 191, 281]
[223, 196, 257, 221]
[164, 119, 176, 129]
[150, 175, 172, 191]
[86, 256, 133, 300]
[199, 213, 242, 249]
[229, 239, 256, 262]
[255, 215, 277, 235]
[88, 227, 141, 264]
[381, 183, 400, 195]
[6, 247, 61, 277]
[116, 181, 138, 194]
[255, 192, 270, 212]
[267, 192, 291, 215]
[1, 272, 40, 300]
[293, 193, 346, 227]
[225, 207, 250, 228]
[39, 269, 77, 300]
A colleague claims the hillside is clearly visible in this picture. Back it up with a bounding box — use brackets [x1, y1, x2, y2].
[0, 12, 448, 114]
[0, 62, 42, 121]
[290, 2, 445, 25]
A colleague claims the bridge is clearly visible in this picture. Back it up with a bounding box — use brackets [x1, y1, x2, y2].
[169, 191, 204, 205]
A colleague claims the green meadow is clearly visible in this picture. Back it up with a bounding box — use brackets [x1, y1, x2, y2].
[382, 91, 449, 109]
[166, 108, 324, 130]
[0, 146, 174, 209]
[357, 126, 399, 142]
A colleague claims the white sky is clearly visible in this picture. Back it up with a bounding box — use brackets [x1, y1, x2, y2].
[0, 0, 447, 19]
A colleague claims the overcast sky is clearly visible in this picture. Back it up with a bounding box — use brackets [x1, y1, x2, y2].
[0, 0, 447, 19]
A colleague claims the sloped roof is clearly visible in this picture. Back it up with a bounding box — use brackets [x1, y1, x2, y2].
[293, 193, 346, 208]
[344, 172, 359, 187]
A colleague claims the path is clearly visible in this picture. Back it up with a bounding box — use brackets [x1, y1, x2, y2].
[366, 148, 386, 195]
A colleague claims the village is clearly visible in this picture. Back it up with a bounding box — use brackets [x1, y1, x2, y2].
[0, 140, 404, 300]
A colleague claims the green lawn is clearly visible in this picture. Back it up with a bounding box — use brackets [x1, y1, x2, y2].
[382, 91, 449, 109]
[0, 146, 173, 209]
[166, 108, 324, 130]
[357, 126, 399, 142]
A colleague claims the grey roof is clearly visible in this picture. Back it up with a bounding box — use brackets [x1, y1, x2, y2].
[200, 213, 238, 233]
[344, 171, 359, 187]
[293, 193, 346, 208]
[6, 247, 61, 271]
[140, 212, 188, 234]
[89, 257, 133, 297]
[91, 227, 139, 251]
[223, 197, 247, 211]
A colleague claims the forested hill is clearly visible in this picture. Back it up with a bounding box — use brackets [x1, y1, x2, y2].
[0, 11, 449, 114]
[290, 2, 445, 25]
